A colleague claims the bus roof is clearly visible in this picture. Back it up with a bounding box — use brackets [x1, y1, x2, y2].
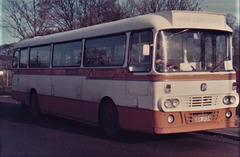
[14, 11, 232, 49]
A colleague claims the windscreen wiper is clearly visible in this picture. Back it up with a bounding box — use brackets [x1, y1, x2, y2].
[211, 56, 230, 72]
[170, 29, 189, 37]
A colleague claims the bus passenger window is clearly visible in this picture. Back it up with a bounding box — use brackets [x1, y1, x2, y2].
[12, 50, 19, 68]
[30, 45, 51, 68]
[84, 34, 126, 67]
[19, 48, 28, 68]
[129, 30, 153, 72]
[53, 41, 82, 67]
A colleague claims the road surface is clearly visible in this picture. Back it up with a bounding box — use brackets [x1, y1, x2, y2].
[0, 96, 239, 157]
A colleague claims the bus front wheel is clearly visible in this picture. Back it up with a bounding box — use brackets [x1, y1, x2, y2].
[30, 91, 40, 117]
[101, 100, 120, 137]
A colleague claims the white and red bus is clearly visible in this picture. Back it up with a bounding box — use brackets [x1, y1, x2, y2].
[12, 11, 239, 137]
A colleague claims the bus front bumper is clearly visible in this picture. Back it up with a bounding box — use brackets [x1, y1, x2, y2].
[153, 107, 236, 134]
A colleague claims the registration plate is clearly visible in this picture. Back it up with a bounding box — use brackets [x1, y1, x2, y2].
[194, 116, 211, 123]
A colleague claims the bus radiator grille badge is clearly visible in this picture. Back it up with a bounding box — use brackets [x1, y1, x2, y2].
[200, 83, 207, 91]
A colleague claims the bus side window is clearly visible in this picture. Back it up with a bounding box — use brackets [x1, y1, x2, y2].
[19, 48, 28, 68]
[84, 34, 126, 67]
[12, 50, 19, 68]
[129, 30, 153, 72]
[30, 45, 51, 68]
[53, 41, 82, 67]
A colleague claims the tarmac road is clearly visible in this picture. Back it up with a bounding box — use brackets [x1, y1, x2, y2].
[0, 96, 239, 157]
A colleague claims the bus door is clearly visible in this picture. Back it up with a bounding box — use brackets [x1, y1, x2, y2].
[127, 30, 153, 108]
[12, 50, 20, 91]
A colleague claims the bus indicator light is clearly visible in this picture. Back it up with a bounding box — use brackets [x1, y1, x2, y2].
[165, 84, 171, 93]
[232, 82, 237, 90]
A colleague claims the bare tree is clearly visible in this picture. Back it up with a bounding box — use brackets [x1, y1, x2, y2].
[1, 0, 124, 40]
[96, 0, 123, 23]
[135, 0, 166, 14]
[0, 44, 14, 56]
[121, 0, 138, 18]
[226, 14, 239, 55]
[165, 0, 204, 11]
[233, 27, 240, 70]
[226, 14, 237, 29]
[2, 0, 205, 40]
[2, 0, 53, 40]
[49, 0, 78, 31]
[232, 25, 240, 69]
[226, 14, 240, 69]
[77, 0, 123, 27]
[46, 0, 123, 30]
[121, 0, 204, 17]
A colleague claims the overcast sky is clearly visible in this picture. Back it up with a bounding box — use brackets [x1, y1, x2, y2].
[0, 0, 239, 45]
[203, 0, 239, 19]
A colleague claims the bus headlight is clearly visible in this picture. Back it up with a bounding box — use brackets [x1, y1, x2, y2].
[230, 96, 236, 104]
[164, 100, 172, 108]
[172, 99, 180, 108]
[223, 97, 229, 104]
[223, 96, 236, 105]
[164, 99, 180, 109]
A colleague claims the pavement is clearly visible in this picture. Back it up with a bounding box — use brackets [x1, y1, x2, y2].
[1, 95, 240, 141]
[203, 116, 240, 141]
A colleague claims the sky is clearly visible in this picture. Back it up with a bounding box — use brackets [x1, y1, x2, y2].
[0, 0, 239, 45]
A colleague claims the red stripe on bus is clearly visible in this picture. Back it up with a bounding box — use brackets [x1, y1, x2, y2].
[39, 94, 99, 126]
[13, 68, 236, 81]
[118, 106, 154, 133]
[118, 106, 236, 134]
[88, 69, 116, 79]
[12, 90, 155, 133]
[12, 91, 99, 126]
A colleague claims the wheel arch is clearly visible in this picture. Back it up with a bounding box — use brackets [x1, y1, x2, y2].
[29, 88, 41, 117]
[29, 88, 37, 104]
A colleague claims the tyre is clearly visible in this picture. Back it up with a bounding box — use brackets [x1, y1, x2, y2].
[101, 100, 120, 138]
[30, 91, 40, 117]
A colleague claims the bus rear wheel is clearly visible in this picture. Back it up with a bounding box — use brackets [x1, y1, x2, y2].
[30, 91, 40, 117]
[101, 100, 120, 138]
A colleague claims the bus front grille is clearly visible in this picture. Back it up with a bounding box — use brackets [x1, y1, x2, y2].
[184, 95, 219, 108]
